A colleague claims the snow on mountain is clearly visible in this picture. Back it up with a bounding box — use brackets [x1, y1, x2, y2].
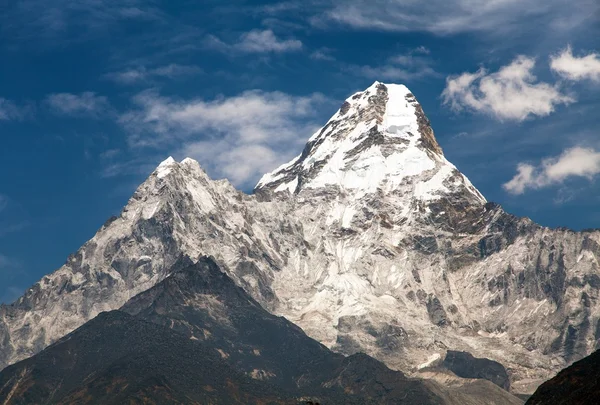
[256, 82, 483, 203]
[1, 82, 600, 397]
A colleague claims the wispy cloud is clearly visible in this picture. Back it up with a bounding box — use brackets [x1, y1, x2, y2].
[119, 89, 330, 186]
[0, 98, 30, 121]
[105, 64, 203, 84]
[310, 47, 335, 61]
[317, 0, 598, 37]
[0, 221, 29, 238]
[442, 56, 574, 121]
[504, 146, 600, 194]
[353, 47, 438, 81]
[99, 148, 121, 160]
[100, 157, 158, 178]
[2, 0, 163, 43]
[45, 92, 112, 118]
[206, 29, 302, 54]
[551, 46, 600, 82]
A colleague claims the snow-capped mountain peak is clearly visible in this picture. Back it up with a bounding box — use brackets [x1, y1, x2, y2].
[155, 156, 177, 178]
[256, 82, 483, 204]
[5, 82, 600, 398]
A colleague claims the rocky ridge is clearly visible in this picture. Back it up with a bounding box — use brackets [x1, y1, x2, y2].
[0, 257, 446, 405]
[526, 347, 600, 404]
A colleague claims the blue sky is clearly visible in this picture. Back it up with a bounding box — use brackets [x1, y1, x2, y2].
[1, 0, 599, 304]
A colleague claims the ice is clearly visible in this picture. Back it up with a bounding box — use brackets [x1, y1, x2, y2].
[156, 156, 177, 179]
[274, 176, 298, 194]
[257, 81, 467, 201]
[418, 353, 442, 370]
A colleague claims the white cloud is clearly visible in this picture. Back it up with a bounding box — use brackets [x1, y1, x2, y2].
[206, 29, 302, 54]
[353, 48, 438, 81]
[45, 92, 111, 118]
[237, 29, 302, 53]
[99, 148, 121, 160]
[413, 46, 430, 55]
[119, 90, 329, 186]
[442, 56, 574, 121]
[0, 99, 19, 120]
[106, 64, 202, 84]
[319, 0, 597, 36]
[550, 46, 600, 82]
[0, 98, 29, 120]
[503, 146, 600, 194]
[310, 48, 335, 61]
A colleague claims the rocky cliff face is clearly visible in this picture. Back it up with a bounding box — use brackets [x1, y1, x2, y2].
[0, 258, 445, 405]
[1, 82, 599, 396]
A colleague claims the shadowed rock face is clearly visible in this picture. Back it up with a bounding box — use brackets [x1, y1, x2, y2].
[442, 351, 510, 391]
[526, 349, 600, 405]
[0, 257, 444, 405]
[0, 311, 290, 405]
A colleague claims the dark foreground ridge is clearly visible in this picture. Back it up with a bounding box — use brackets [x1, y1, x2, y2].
[526, 349, 600, 405]
[0, 257, 442, 405]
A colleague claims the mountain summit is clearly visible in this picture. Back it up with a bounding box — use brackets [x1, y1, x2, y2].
[257, 82, 483, 203]
[1, 83, 600, 398]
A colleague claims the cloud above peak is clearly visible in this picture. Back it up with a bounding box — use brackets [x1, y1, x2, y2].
[504, 146, 600, 195]
[119, 89, 330, 186]
[353, 47, 438, 82]
[550, 46, 600, 82]
[206, 29, 302, 54]
[45, 92, 111, 118]
[442, 56, 574, 121]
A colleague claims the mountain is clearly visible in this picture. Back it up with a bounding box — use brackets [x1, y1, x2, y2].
[0, 257, 445, 404]
[1, 82, 600, 397]
[526, 349, 600, 404]
[0, 311, 288, 405]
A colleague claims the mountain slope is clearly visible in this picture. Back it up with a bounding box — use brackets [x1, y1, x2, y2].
[0, 156, 289, 369]
[255, 82, 600, 394]
[0, 311, 290, 405]
[119, 256, 343, 392]
[526, 349, 600, 405]
[0, 257, 445, 405]
[1, 82, 599, 397]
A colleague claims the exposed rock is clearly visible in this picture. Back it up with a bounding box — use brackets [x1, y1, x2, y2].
[428, 296, 449, 327]
[0, 258, 444, 405]
[443, 351, 511, 391]
[1, 82, 600, 399]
